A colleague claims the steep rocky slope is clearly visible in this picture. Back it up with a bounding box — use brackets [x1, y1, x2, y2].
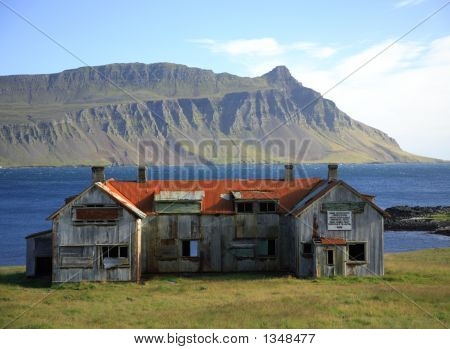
[0, 63, 434, 166]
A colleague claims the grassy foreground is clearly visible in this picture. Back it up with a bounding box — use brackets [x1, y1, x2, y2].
[0, 249, 449, 329]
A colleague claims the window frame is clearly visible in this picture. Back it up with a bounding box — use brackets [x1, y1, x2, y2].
[347, 241, 368, 264]
[236, 202, 254, 213]
[326, 249, 335, 266]
[302, 242, 313, 256]
[72, 204, 121, 226]
[256, 238, 277, 258]
[59, 245, 94, 269]
[181, 239, 200, 259]
[100, 244, 130, 268]
[258, 201, 277, 213]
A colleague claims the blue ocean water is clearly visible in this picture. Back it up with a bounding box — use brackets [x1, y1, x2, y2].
[0, 163, 449, 266]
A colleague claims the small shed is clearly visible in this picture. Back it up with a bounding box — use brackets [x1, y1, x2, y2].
[25, 229, 52, 277]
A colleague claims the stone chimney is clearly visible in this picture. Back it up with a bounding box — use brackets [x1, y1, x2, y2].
[138, 166, 147, 183]
[328, 164, 338, 182]
[91, 166, 105, 183]
[284, 164, 294, 181]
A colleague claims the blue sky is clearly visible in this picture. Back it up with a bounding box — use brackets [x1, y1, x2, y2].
[1, 0, 449, 159]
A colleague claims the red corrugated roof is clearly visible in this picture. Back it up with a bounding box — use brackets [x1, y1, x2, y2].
[105, 178, 323, 215]
[320, 237, 347, 245]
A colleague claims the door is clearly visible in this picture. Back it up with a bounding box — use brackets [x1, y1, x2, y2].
[35, 257, 52, 276]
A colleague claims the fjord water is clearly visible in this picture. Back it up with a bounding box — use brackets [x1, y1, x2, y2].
[0, 163, 449, 266]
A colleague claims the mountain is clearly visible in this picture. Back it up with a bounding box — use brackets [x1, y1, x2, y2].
[0, 63, 435, 166]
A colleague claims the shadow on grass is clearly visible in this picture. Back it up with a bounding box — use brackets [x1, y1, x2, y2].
[142, 272, 294, 283]
[0, 271, 51, 289]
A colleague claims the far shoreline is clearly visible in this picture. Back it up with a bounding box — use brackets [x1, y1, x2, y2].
[1, 161, 448, 169]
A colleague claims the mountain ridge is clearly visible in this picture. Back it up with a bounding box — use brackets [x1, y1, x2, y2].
[0, 62, 437, 166]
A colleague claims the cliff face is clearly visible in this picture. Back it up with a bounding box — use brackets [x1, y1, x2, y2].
[0, 63, 432, 166]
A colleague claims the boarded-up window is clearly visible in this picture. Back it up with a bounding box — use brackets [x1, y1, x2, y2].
[158, 239, 178, 260]
[60, 246, 94, 268]
[231, 248, 254, 258]
[76, 207, 120, 220]
[155, 202, 201, 214]
[73, 206, 120, 225]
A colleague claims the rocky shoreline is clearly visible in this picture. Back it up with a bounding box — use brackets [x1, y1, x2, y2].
[384, 206, 450, 236]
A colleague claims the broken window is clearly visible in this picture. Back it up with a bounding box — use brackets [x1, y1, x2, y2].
[302, 243, 312, 255]
[101, 245, 129, 269]
[237, 202, 253, 213]
[327, 249, 334, 265]
[158, 239, 177, 260]
[268, 239, 276, 256]
[181, 240, 199, 257]
[259, 201, 276, 213]
[348, 243, 366, 262]
[256, 239, 276, 257]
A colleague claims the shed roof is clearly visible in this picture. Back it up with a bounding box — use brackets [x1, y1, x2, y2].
[25, 229, 52, 239]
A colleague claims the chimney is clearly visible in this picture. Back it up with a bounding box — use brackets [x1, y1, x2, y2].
[328, 164, 338, 182]
[91, 166, 105, 183]
[138, 166, 147, 183]
[284, 164, 294, 181]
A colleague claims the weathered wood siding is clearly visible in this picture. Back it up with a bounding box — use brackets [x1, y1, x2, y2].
[141, 213, 290, 274]
[52, 186, 139, 282]
[294, 183, 384, 277]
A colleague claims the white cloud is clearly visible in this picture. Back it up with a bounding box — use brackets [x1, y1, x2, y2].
[291, 36, 450, 160]
[190, 35, 450, 159]
[394, 0, 425, 8]
[189, 37, 336, 58]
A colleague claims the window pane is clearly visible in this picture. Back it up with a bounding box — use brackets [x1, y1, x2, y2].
[327, 250, 334, 265]
[108, 246, 119, 258]
[237, 202, 253, 213]
[303, 243, 312, 254]
[119, 246, 128, 258]
[268, 239, 276, 256]
[182, 240, 190, 257]
[190, 240, 199, 257]
[349, 243, 365, 261]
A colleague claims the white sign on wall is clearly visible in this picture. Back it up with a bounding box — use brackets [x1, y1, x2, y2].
[327, 210, 352, 230]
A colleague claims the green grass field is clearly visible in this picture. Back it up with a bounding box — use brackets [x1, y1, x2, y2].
[1, 249, 449, 329]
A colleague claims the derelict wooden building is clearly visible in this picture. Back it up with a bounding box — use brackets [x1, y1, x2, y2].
[26, 164, 386, 282]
